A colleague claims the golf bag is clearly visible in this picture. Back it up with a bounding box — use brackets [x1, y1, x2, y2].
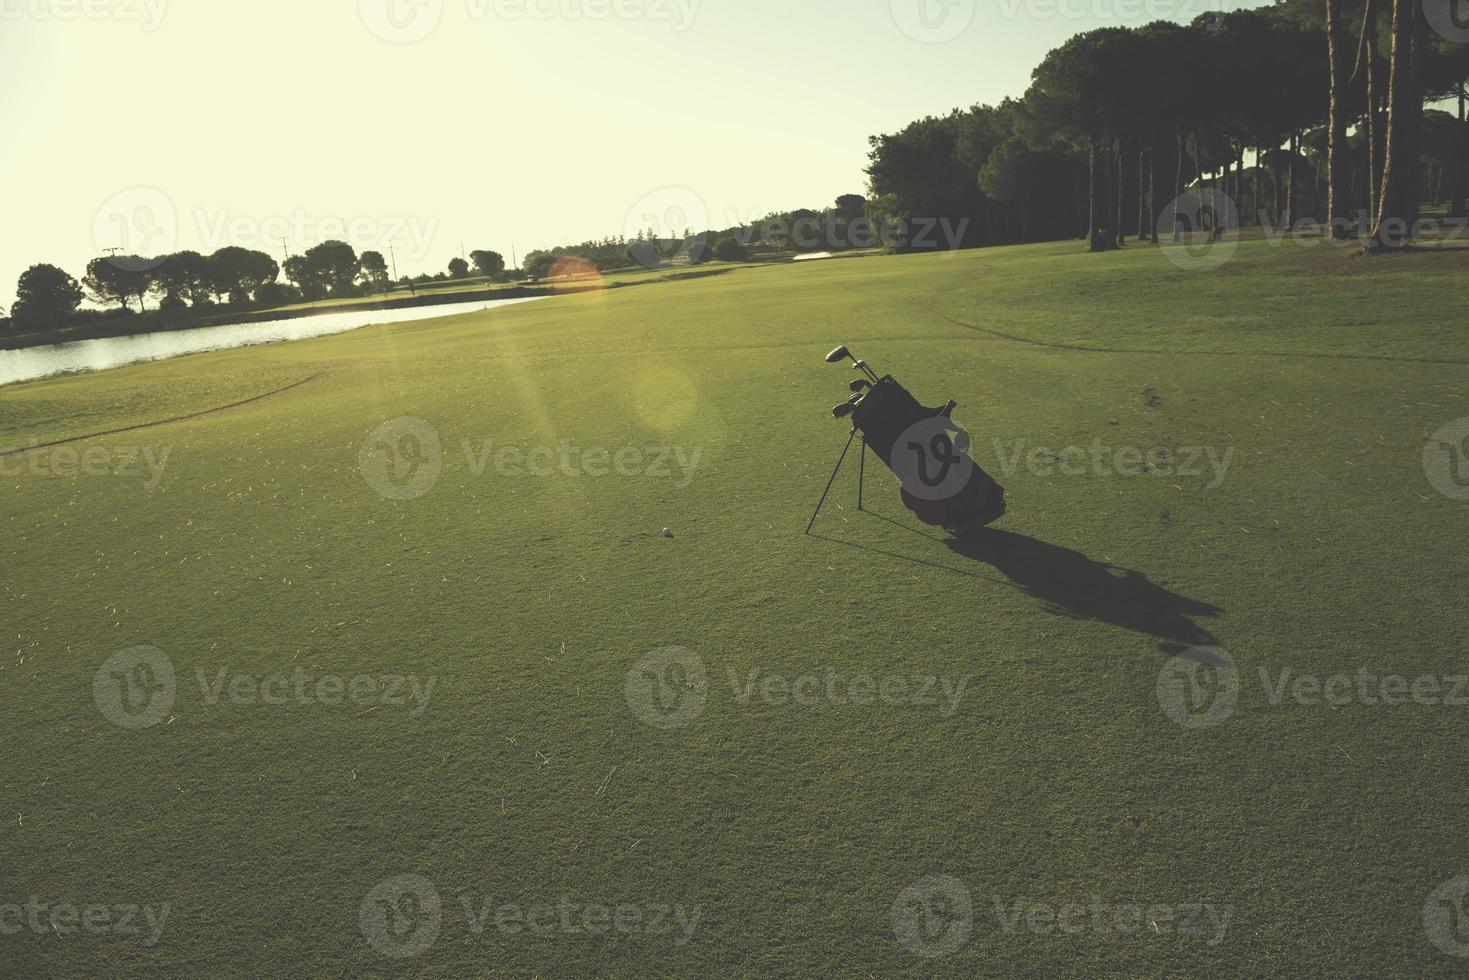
[852, 375, 1006, 535]
[809, 346, 1006, 537]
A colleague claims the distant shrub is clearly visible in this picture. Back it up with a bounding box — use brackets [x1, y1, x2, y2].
[713, 236, 749, 262]
[255, 282, 302, 307]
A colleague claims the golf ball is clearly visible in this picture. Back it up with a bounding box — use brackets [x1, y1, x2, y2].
[662, 528, 673, 538]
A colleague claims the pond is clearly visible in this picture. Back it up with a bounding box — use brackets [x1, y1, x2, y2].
[0, 296, 549, 387]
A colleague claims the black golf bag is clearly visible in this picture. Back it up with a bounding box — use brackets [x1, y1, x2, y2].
[851, 375, 1006, 536]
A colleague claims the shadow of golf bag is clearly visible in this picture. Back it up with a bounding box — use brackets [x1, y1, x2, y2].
[852, 376, 1006, 536]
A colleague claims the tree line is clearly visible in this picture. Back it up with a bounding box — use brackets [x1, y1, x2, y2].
[519, 224, 756, 278]
[493, 3, 1469, 276]
[4, 243, 509, 336]
[866, 0, 1469, 253]
[514, 2, 1469, 269]
[519, 197, 875, 278]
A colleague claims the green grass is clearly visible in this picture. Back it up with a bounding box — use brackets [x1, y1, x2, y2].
[2, 237, 1468, 976]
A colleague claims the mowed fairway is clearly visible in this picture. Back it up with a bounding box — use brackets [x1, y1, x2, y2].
[4, 239, 1469, 976]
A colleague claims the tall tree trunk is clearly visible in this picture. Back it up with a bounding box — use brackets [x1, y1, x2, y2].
[1234, 149, 1243, 223]
[1271, 144, 1284, 227]
[1212, 161, 1224, 242]
[1455, 84, 1468, 219]
[1172, 130, 1186, 243]
[1329, 0, 1349, 236]
[1210, 159, 1222, 240]
[1375, 88, 1388, 208]
[1138, 146, 1149, 241]
[1078, 155, 1089, 238]
[1089, 133, 1108, 251]
[1328, 0, 1351, 238]
[1368, 0, 1418, 251]
[1365, 0, 1379, 223]
[1225, 150, 1236, 234]
[1232, 149, 1241, 225]
[1402, 0, 1427, 231]
[1115, 140, 1127, 247]
[1236, 147, 1245, 221]
[1220, 149, 1230, 221]
[1221, 146, 1232, 234]
[1285, 130, 1297, 229]
[1252, 147, 1262, 227]
[1232, 146, 1242, 228]
[1233, 146, 1245, 223]
[1365, 109, 1375, 222]
[1240, 147, 1248, 221]
[1151, 139, 1168, 244]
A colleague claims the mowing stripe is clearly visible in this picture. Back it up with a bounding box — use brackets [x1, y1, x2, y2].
[0, 374, 321, 457]
[936, 313, 1469, 366]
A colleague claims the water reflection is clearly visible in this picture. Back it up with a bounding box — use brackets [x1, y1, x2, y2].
[0, 296, 548, 387]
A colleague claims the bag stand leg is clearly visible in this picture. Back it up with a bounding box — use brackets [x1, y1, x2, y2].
[857, 437, 866, 511]
[805, 428, 858, 535]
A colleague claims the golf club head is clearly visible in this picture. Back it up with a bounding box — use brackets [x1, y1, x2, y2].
[850, 379, 870, 393]
[832, 403, 855, 419]
[825, 346, 851, 364]
[847, 392, 863, 404]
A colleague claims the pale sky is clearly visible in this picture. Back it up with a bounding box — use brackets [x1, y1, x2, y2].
[0, 0, 1247, 308]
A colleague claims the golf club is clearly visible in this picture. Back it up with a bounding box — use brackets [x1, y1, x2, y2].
[850, 379, 871, 393]
[827, 344, 881, 382]
[832, 402, 855, 419]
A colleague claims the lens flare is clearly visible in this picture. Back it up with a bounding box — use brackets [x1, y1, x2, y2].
[549, 254, 603, 285]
